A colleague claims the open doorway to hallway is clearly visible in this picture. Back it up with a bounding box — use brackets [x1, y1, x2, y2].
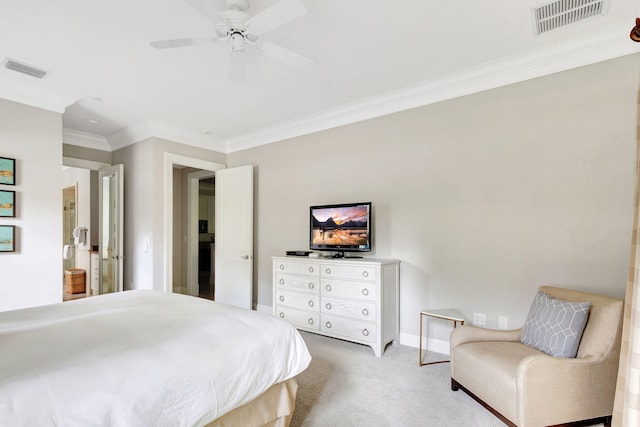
[165, 153, 252, 310]
[198, 177, 215, 300]
[172, 167, 216, 301]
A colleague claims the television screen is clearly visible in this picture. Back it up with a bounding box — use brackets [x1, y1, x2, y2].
[310, 202, 371, 254]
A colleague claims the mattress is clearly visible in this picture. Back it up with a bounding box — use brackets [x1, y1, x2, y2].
[0, 290, 311, 426]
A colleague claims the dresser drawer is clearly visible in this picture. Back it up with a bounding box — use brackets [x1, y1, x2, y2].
[274, 306, 320, 331]
[275, 273, 319, 294]
[320, 278, 376, 301]
[320, 264, 376, 281]
[275, 260, 319, 276]
[321, 297, 376, 321]
[321, 314, 376, 343]
[275, 289, 319, 311]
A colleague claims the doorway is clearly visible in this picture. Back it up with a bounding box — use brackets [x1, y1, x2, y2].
[198, 177, 215, 300]
[164, 153, 254, 310]
[171, 168, 216, 299]
[61, 158, 122, 300]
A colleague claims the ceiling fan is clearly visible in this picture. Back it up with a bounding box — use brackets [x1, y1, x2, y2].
[150, 0, 314, 81]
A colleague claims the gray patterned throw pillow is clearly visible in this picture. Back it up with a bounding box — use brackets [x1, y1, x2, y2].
[520, 291, 591, 358]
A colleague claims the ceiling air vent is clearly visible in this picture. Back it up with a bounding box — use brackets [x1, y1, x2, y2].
[533, 0, 609, 36]
[3, 58, 48, 79]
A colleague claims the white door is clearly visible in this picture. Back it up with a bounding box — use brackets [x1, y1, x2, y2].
[99, 164, 124, 294]
[215, 165, 253, 309]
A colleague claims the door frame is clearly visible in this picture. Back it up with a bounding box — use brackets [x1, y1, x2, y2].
[163, 153, 225, 293]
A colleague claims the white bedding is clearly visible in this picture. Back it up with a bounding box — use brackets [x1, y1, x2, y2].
[0, 290, 311, 426]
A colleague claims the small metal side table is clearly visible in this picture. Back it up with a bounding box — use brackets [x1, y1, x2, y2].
[419, 309, 465, 366]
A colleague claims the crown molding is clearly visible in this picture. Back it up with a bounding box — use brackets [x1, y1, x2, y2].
[107, 119, 226, 153]
[63, 156, 110, 171]
[5, 20, 639, 155]
[63, 128, 111, 151]
[224, 20, 640, 153]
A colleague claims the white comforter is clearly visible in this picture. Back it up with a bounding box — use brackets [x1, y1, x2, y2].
[0, 290, 311, 426]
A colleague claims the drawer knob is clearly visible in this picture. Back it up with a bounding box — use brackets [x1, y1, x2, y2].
[308, 300, 314, 307]
[279, 264, 285, 270]
[325, 284, 332, 292]
[308, 266, 314, 273]
[362, 328, 369, 337]
[279, 312, 284, 318]
[308, 318, 314, 325]
[279, 278, 285, 285]
[325, 321, 332, 329]
[279, 295, 285, 302]
[325, 268, 331, 275]
[326, 302, 332, 310]
[362, 271, 369, 278]
[362, 308, 369, 316]
[362, 288, 369, 296]
[308, 282, 315, 289]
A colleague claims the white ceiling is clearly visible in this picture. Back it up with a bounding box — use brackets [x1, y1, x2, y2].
[0, 0, 638, 153]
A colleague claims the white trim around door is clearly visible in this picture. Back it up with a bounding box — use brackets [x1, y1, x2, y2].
[163, 153, 225, 293]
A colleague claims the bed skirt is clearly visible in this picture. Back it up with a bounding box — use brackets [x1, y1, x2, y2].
[205, 378, 299, 427]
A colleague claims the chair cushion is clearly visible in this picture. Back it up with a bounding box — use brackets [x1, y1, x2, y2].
[520, 290, 591, 358]
[452, 341, 542, 423]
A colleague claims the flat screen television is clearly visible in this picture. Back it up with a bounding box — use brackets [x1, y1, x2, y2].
[310, 202, 372, 257]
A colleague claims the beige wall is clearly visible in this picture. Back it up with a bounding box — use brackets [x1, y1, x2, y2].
[5, 52, 635, 350]
[228, 53, 640, 347]
[0, 98, 63, 311]
[63, 144, 111, 165]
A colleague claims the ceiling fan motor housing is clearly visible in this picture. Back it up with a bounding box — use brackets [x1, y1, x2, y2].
[226, 0, 250, 12]
[218, 10, 250, 35]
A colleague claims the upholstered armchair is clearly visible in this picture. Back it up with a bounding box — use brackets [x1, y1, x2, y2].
[450, 286, 623, 427]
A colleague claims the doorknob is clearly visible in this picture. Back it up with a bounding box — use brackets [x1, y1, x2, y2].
[241, 255, 250, 259]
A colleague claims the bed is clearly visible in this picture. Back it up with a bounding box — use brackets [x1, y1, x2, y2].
[0, 290, 311, 426]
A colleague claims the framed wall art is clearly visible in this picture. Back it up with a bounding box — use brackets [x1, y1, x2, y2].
[0, 190, 15, 217]
[0, 157, 15, 185]
[0, 225, 15, 252]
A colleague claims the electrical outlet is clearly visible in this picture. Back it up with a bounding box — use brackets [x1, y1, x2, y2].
[498, 316, 509, 330]
[473, 312, 486, 326]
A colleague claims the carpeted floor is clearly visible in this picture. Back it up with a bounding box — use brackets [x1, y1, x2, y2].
[289, 331, 507, 427]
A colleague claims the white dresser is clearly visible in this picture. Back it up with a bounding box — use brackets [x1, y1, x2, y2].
[273, 256, 400, 357]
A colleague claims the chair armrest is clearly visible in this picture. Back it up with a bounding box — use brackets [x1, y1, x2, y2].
[450, 325, 522, 349]
[516, 353, 617, 425]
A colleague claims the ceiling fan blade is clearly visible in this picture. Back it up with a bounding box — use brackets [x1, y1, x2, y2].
[184, 0, 219, 21]
[254, 40, 314, 71]
[229, 50, 247, 82]
[150, 37, 218, 49]
[246, 0, 308, 35]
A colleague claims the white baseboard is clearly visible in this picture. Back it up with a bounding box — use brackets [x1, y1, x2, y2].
[398, 332, 450, 356]
[261, 303, 451, 355]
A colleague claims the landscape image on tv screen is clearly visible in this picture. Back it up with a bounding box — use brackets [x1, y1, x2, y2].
[311, 204, 369, 247]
